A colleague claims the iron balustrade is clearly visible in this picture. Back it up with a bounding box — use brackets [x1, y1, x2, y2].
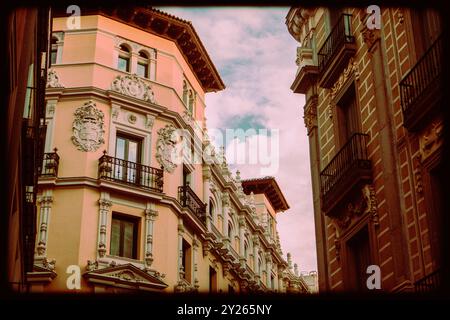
[400, 35, 443, 120]
[415, 269, 441, 293]
[178, 185, 207, 224]
[98, 152, 163, 193]
[320, 133, 371, 198]
[318, 13, 355, 76]
[39, 148, 60, 177]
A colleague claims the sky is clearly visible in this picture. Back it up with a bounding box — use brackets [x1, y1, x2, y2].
[159, 7, 316, 272]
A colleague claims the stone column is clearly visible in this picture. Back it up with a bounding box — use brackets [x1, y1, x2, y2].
[252, 236, 260, 283]
[144, 202, 158, 269]
[266, 253, 273, 289]
[177, 218, 185, 281]
[203, 166, 212, 232]
[238, 215, 246, 267]
[97, 193, 112, 258]
[278, 267, 284, 292]
[130, 52, 138, 74]
[222, 192, 230, 250]
[36, 192, 53, 256]
[193, 235, 200, 290]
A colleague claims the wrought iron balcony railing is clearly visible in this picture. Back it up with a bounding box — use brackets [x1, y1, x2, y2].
[415, 269, 441, 293]
[400, 35, 443, 131]
[39, 148, 60, 177]
[98, 152, 163, 193]
[178, 185, 207, 224]
[320, 133, 372, 212]
[318, 13, 355, 88]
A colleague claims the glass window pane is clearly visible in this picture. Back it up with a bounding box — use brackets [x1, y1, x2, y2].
[110, 218, 121, 256]
[137, 63, 147, 78]
[123, 220, 135, 258]
[128, 141, 138, 163]
[118, 56, 129, 72]
[51, 50, 57, 65]
[115, 138, 125, 159]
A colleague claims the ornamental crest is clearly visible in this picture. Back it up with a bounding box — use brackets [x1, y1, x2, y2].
[71, 100, 105, 152]
[110, 73, 155, 103]
[156, 124, 180, 173]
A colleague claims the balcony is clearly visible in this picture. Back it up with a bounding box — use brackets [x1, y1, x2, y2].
[98, 152, 163, 193]
[39, 149, 60, 177]
[400, 36, 443, 131]
[290, 46, 318, 94]
[320, 133, 372, 213]
[318, 14, 356, 88]
[178, 185, 207, 224]
[415, 269, 441, 293]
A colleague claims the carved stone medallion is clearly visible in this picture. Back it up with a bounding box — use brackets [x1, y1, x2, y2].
[71, 100, 105, 152]
[155, 124, 179, 173]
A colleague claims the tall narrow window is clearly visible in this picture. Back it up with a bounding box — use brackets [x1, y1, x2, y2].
[182, 81, 188, 106]
[346, 225, 372, 291]
[188, 90, 194, 114]
[118, 44, 131, 72]
[337, 84, 360, 146]
[115, 134, 142, 183]
[110, 213, 139, 259]
[182, 239, 192, 282]
[23, 63, 35, 119]
[137, 50, 149, 78]
[50, 36, 58, 66]
[209, 266, 217, 292]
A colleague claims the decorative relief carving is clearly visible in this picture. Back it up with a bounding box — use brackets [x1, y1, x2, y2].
[182, 109, 194, 126]
[127, 113, 137, 124]
[419, 120, 443, 162]
[71, 100, 105, 152]
[330, 58, 359, 101]
[42, 257, 56, 271]
[303, 95, 318, 135]
[110, 73, 155, 103]
[156, 124, 179, 173]
[46, 69, 63, 88]
[86, 260, 99, 271]
[146, 115, 155, 129]
[111, 105, 120, 120]
[332, 184, 378, 231]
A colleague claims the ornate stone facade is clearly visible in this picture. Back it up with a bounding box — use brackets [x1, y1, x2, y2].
[110, 73, 156, 103]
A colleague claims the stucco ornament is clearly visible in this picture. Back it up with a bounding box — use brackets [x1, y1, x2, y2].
[156, 124, 180, 173]
[71, 100, 105, 152]
[110, 73, 155, 103]
[46, 69, 63, 88]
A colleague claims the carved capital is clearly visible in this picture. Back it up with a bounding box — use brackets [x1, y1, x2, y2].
[303, 95, 318, 135]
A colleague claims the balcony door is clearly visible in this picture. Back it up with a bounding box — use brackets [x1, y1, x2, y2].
[115, 133, 142, 184]
[336, 84, 360, 147]
[410, 9, 441, 59]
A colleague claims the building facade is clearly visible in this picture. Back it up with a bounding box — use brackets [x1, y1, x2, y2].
[3, 7, 51, 292]
[286, 6, 444, 292]
[27, 7, 310, 293]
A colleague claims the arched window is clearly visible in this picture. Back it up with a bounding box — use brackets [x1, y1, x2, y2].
[182, 81, 188, 106]
[137, 50, 149, 78]
[228, 223, 233, 238]
[209, 199, 214, 217]
[244, 241, 248, 259]
[50, 36, 58, 66]
[118, 44, 131, 72]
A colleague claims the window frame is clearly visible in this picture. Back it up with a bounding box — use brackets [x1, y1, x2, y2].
[110, 212, 140, 260]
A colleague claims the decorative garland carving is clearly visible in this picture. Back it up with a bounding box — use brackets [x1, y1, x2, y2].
[71, 100, 105, 152]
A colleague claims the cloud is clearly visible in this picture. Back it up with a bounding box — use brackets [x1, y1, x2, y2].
[159, 7, 317, 272]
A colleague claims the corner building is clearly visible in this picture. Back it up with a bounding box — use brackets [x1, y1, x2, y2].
[286, 7, 443, 292]
[28, 7, 309, 293]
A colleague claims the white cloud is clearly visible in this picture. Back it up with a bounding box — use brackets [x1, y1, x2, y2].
[159, 7, 317, 272]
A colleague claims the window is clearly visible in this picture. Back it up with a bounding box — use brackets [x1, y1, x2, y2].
[182, 239, 192, 282]
[209, 199, 214, 217]
[137, 51, 149, 78]
[228, 224, 233, 238]
[336, 83, 360, 146]
[244, 241, 248, 259]
[209, 266, 217, 292]
[118, 44, 131, 72]
[188, 90, 195, 114]
[346, 225, 372, 291]
[183, 165, 192, 187]
[50, 36, 58, 66]
[23, 63, 35, 119]
[115, 133, 142, 183]
[182, 81, 188, 106]
[110, 213, 139, 259]
[410, 9, 441, 58]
